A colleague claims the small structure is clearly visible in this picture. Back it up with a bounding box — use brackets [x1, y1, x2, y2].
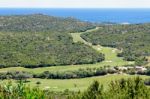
[117, 67, 128, 71]
[135, 66, 147, 71]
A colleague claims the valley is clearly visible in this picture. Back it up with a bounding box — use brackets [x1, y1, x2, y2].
[0, 26, 135, 92]
[0, 14, 150, 98]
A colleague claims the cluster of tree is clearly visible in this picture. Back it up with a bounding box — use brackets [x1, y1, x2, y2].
[81, 24, 150, 65]
[0, 67, 116, 80]
[34, 67, 116, 79]
[2, 66, 150, 80]
[0, 71, 33, 80]
[122, 67, 150, 76]
[0, 14, 104, 68]
[68, 77, 150, 99]
[28, 67, 150, 79]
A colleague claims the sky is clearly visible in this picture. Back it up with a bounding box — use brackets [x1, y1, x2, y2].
[0, 0, 150, 8]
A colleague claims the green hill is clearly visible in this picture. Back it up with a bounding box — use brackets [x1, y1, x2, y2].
[81, 24, 150, 65]
[0, 14, 104, 68]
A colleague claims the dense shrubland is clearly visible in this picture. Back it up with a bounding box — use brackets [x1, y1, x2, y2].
[0, 14, 95, 33]
[0, 14, 104, 68]
[81, 24, 150, 65]
[0, 77, 150, 99]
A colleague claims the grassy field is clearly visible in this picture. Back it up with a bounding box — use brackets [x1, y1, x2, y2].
[0, 74, 149, 92]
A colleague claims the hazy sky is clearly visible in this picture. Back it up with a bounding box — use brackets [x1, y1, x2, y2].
[0, 0, 150, 8]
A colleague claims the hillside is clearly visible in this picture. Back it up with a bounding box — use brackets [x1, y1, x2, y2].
[81, 24, 150, 65]
[0, 14, 104, 68]
[0, 14, 95, 32]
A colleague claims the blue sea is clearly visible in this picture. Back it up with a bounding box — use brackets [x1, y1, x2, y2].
[0, 8, 150, 24]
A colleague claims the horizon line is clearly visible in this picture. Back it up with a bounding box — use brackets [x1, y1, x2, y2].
[0, 7, 150, 9]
